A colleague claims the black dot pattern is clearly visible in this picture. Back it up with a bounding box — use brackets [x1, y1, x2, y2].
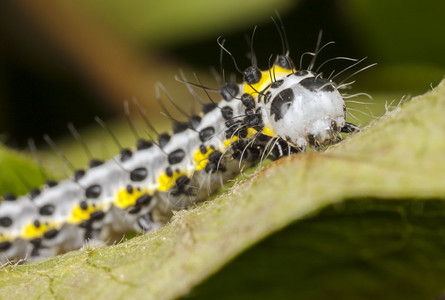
[85, 185, 102, 199]
[270, 88, 295, 121]
[130, 167, 148, 182]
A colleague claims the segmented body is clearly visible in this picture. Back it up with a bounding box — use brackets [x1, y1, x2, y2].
[0, 35, 359, 264]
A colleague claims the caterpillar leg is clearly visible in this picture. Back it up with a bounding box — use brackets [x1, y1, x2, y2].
[341, 122, 360, 133]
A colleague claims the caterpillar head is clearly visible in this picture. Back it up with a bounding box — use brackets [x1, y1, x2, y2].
[264, 70, 346, 149]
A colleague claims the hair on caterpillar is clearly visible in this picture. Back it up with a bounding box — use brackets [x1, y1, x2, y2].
[0, 18, 372, 264]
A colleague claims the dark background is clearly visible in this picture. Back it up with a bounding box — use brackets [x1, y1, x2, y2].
[0, 0, 444, 148]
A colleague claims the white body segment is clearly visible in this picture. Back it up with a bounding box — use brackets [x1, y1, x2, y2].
[0, 38, 359, 264]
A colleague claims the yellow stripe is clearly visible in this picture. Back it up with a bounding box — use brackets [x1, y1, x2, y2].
[68, 203, 101, 224]
[114, 187, 151, 209]
[261, 126, 276, 137]
[158, 170, 186, 191]
[243, 65, 293, 96]
[193, 146, 213, 171]
[22, 221, 58, 239]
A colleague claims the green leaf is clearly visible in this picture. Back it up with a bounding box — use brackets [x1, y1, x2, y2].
[0, 145, 44, 196]
[80, 0, 297, 46]
[1, 80, 445, 299]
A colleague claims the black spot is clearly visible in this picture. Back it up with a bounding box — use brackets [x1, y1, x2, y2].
[270, 88, 295, 122]
[231, 140, 261, 162]
[74, 169, 86, 181]
[90, 210, 105, 221]
[199, 127, 215, 142]
[78, 220, 91, 228]
[225, 120, 247, 139]
[189, 115, 201, 130]
[85, 185, 101, 198]
[120, 149, 133, 162]
[256, 132, 271, 142]
[136, 139, 153, 150]
[241, 93, 255, 109]
[80, 201, 88, 210]
[0, 217, 12, 228]
[126, 185, 133, 194]
[271, 140, 299, 158]
[39, 204, 55, 216]
[199, 144, 207, 154]
[168, 149, 186, 164]
[89, 159, 103, 168]
[243, 109, 264, 131]
[165, 166, 173, 177]
[29, 188, 40, 200]
[202, 103, 217, 114]
[45, 179, 58, 188]
[331, 121, 338, 132]
[128, 206, 141, 215]
[3, 193, 16, 201]
[43, 229, 59, 239]
[275, 55, 293, 70]
[171, 175, 191, 196]
[299, 76, 334, 92]
[295, 70, 308, 76]
[158, 133, 170, 148]
[205, 151, 226, 173]
[130, 167, 148, 182]
[221, 106, 234, 120]
[245, 108, 253, 116]
[243, 66, 262, 85]
[0, 241, 12, 252]
[307, 134, 316, 146]
[136, 194, 152, 206]
[34, 220, 41, 228]
[221, 82, 239, 101]
[271, 80, 284, 89]
[263, 91, 272, 104]
[30, 238, 42, 248]
[173, 122, 189, 134]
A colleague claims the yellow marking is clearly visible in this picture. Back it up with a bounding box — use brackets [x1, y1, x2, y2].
[0, 233, 12, 243]
[22, 221, 57, 239]
[193, 146, 214, 171]
[246, 128, 258, 138]
[261, 126, 276, 137]
[114, 187, 151, 209]
[223, 136, 239, 148]
[158, 170, 186, 191]
[223, 128, 258, 149]
[243, 65, 293, 96]
[68, 203, 100, 224]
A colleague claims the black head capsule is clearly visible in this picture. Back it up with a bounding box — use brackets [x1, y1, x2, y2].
[243, 66, 262, 85]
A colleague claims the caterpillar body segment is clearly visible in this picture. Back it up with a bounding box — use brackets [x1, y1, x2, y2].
[0, 29, 361, 264]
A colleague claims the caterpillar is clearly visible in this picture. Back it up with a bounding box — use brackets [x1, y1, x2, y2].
[0, 21, 366, 264]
